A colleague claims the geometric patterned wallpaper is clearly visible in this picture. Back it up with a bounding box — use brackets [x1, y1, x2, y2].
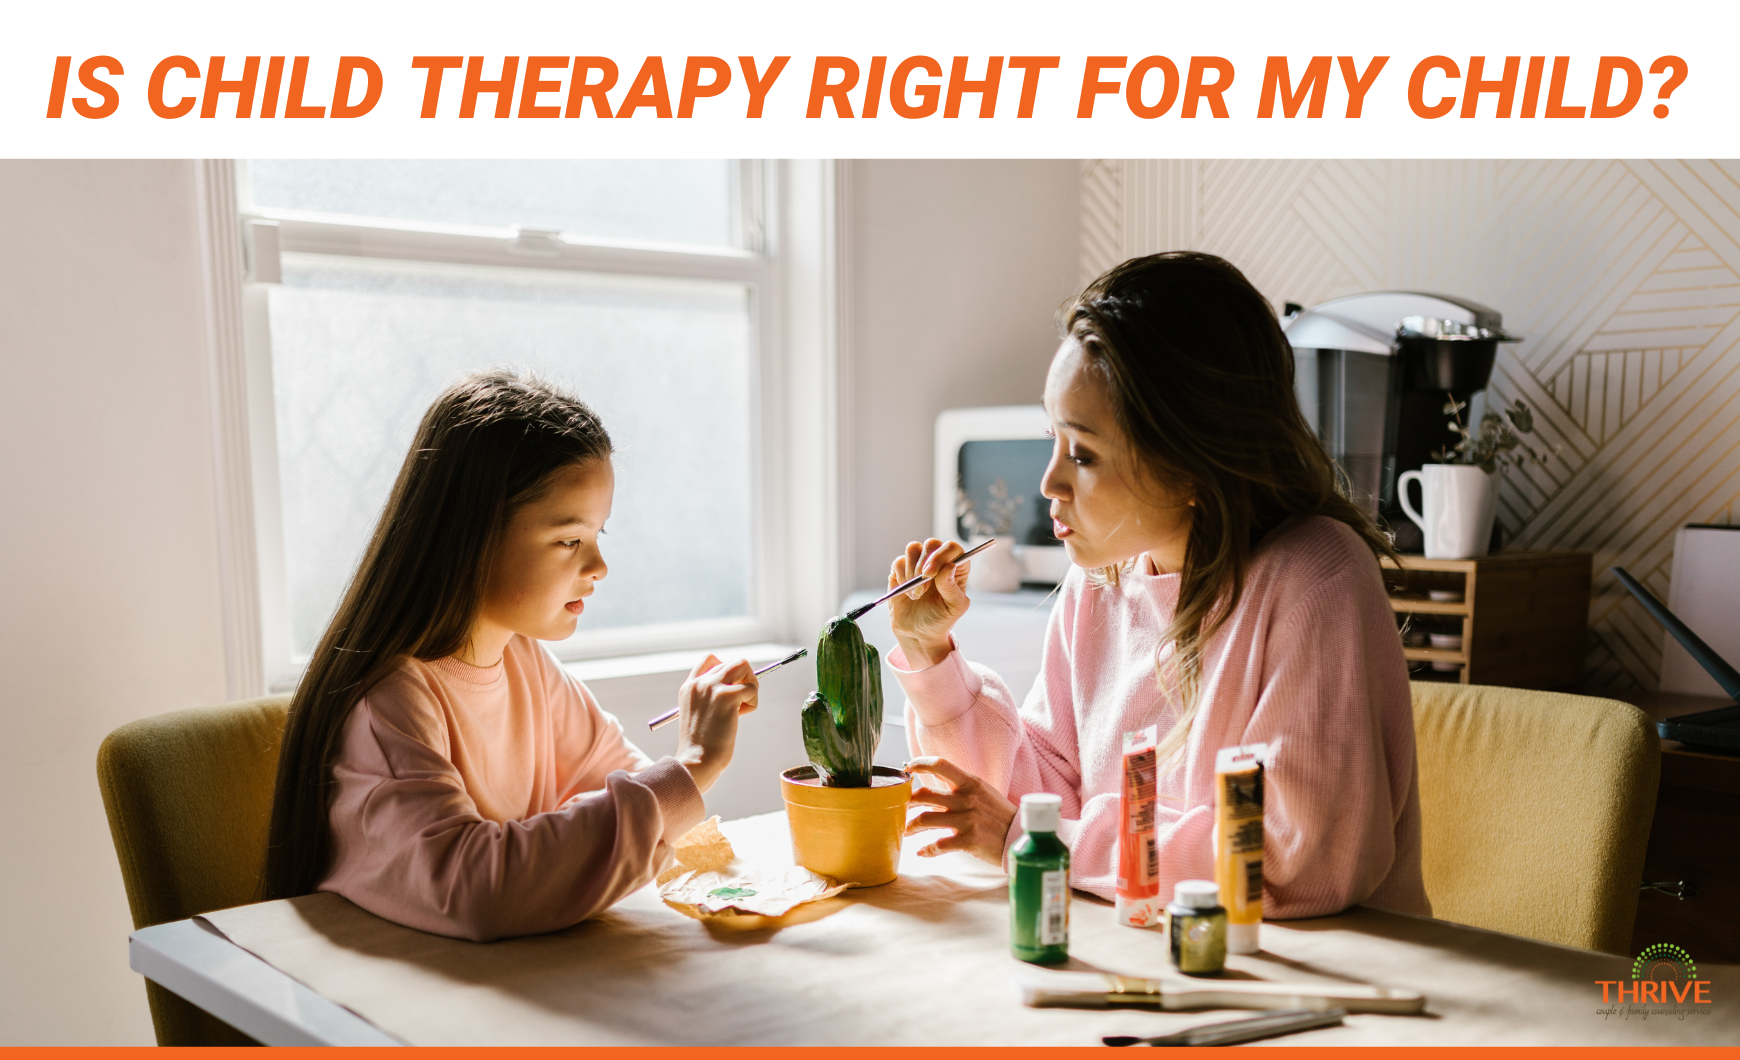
[1081, 159, 1740, 694]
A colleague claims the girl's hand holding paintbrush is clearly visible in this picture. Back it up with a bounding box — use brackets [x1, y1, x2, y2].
[671, 655, 759, 794]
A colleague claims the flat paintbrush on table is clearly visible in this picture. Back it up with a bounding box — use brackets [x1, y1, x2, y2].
[1015, 966, 1425, 1015]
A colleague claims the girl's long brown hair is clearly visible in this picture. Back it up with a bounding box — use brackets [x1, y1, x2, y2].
[261, 370, 612, 900]
[1061, 252, 1397, 767]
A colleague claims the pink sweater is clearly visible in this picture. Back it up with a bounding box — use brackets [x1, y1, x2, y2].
[892, 516, 1430, 919]
[319, 635, 705, 941]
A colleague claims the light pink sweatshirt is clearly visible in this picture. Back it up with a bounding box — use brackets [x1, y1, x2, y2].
[892, 515, 1430, 919]
[319, 635, 705, 941]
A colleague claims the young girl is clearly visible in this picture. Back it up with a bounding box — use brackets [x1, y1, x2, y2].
[262, 370, 758, 941]
[889, 252, 1431, 920]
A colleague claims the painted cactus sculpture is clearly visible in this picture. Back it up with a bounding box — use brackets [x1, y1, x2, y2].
[801, 616, 884, 787]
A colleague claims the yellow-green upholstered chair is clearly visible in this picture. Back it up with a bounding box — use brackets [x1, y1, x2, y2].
[96, 695, 291, 1047]
[1410, 682, 1660, 954]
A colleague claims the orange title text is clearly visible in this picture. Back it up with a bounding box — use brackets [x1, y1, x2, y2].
[43, 54, 1692, 121]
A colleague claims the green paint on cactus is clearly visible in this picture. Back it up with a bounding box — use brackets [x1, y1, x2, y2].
[801, 616, 883, 787]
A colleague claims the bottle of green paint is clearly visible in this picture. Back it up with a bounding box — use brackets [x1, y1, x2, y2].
[1010, 792, 1070, 964]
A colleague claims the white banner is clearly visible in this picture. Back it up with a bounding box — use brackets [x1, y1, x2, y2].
[5, 0, 1733, 157]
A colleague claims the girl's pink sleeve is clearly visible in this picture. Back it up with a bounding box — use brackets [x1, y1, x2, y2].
[1241, 564, 1420, 919]
[321, 680, 705, 942]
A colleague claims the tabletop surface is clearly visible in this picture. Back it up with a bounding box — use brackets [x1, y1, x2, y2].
[155, 812, 1738, 1047]
[1625, 690, 1740, 791]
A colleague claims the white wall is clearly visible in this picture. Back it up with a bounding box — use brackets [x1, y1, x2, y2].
[0, 160, 230, 1044]
[845, 160, 1081, 592]
[569, 161, 1082, 820]
[0, 158, 1081, 1044]
[571, 162, 1083, 810]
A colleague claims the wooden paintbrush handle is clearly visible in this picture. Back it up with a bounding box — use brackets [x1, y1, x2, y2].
[1157, 977, 1425, 1015]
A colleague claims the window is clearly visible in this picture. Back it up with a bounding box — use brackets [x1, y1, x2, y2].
[235, 160, 812, 690]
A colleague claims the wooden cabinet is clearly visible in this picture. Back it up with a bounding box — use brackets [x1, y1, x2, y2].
[1623, 692, 1740, 964]
[1381, 551, 1592, 688]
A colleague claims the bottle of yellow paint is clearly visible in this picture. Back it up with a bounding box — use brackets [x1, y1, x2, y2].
[1213, 743, 1268, 955]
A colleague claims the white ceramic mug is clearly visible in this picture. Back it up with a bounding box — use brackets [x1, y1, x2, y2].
[1398, 464, 1498, 560]
[963, 535, 1023, 593]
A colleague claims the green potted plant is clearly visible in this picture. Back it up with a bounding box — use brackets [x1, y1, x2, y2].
[780, 616, 911, 887]
[1436, 394, 1548, 473]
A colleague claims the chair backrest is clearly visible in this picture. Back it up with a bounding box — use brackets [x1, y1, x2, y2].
[97, 695, 291, 1045]
[1410, 682, 1659, 954]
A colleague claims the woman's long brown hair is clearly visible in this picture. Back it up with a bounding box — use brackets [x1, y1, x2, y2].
[261, 370, 612, 900]
[1061, 252, 1397, 767]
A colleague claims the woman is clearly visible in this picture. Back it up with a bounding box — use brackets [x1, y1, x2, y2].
[889, 252, 1429, 919]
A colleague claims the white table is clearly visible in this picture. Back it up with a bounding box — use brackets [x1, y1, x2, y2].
[132, 813, 1739, 1047]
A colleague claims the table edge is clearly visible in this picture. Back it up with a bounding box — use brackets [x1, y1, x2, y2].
[130, 918, 403, 1047]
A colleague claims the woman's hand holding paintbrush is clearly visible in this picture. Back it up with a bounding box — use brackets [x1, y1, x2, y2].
[649, 536, 985, 788]
[887, 537, 981, 670]
[883, 537, 1016, 868]
[648, 538, 986, 736]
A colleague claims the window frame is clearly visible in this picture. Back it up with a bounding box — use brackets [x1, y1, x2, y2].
[218, 159, 829, 693]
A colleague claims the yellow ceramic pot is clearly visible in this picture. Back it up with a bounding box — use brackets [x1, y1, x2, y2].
[781, 765, 912, 887]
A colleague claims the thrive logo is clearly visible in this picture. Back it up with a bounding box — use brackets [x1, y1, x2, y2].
[1595, 944, 1712, 1019]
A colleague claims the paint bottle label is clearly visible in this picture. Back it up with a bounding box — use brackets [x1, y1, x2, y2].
[1116, 724, 1161, 927]
[1011, 800, 1070, 964]
[1214, 743, 1268, 955]
[1040, 869, 1069, 945]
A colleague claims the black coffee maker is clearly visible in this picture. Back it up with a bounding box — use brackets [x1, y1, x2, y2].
[1282, 292, 1520, 552]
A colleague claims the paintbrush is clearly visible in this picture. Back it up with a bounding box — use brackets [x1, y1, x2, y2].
[843, 537, 997, 622]
[1014, 967, 1424, 1015]
[645, 649, 808, 731]
[646, 538, 992, 732]
[1103, 1006, 1347, 1047]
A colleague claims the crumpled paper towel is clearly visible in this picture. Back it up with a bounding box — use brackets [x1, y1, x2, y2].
[656, 816, 846, 919]
[657, 815, 736, 885]
[661, 865, 848, 918]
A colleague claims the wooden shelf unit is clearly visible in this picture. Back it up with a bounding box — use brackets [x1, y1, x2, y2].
[1382, 551, 1592, 689]
[1620, 691, 1740, 964]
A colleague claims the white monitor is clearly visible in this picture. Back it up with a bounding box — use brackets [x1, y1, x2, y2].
[1662, 525, 1740, 697]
